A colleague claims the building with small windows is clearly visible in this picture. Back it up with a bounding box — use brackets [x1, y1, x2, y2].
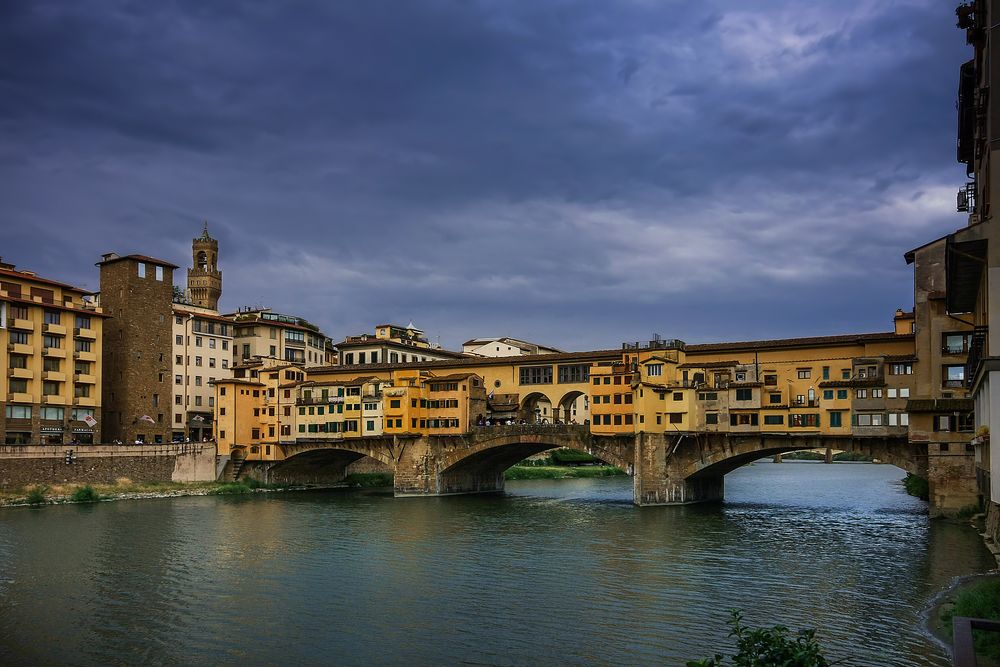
[213, 358, 306, 461]
[97, 252, 176, 444]
[336, 322, 466, 366]
[171, 304, 233, 441]
[226, 307, 331, 367]
[0, 259, 106, 445]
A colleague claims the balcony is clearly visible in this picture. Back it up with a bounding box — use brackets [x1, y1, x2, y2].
[74, 349, 97, 362]
[42, 346, 66, 358]
[7, 367, 32, 379]
[42, 322, 66, 336]
[73, 396, 97, 407]
[7, 343, 33, 355]
[9, 392, 33, 403]
[74, 373, 97, 384]
[42, 371, 66, 382]
[790, 398, 820, 408]
[966, 326, 988, 388]
[41, 394, 67, 405]
[73, 327, 97, 340]
[9, 318, 34, 331]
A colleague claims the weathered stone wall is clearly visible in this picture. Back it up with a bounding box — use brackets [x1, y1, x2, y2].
[0, 443, 216, 490]
[927, 445, 980, 516]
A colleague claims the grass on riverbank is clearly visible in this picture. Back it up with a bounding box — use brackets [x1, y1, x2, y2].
[941, 577, 1000, 663]
[0, 478, 282, 505]
[505, 465, 625, 480]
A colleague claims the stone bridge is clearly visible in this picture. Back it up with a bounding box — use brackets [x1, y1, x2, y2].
[238, 425, 968, 513]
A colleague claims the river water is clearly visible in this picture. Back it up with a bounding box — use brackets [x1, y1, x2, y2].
[0, 461, 993, 666]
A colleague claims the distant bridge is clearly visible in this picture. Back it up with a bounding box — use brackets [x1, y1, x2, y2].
[236, 425, 926, 507]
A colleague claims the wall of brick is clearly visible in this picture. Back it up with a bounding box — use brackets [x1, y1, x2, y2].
[0, 443, 216, 490]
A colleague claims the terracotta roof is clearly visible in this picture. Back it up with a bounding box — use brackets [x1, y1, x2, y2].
[171, 307, 235, 325]
[96, 253, 179, 269]
[426, 372, 482, 382]
[1, 292, 110, 317]
[210, 378, 264, 386]
[685, 332, 912, 353]
[677, 360, 739, 369]
[0, 267, 92, 293]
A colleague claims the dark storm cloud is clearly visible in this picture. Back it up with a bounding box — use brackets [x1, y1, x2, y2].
[0, 0, 972, 350]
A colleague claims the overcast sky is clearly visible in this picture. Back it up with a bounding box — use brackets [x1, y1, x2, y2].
[0, 0, 972, 351]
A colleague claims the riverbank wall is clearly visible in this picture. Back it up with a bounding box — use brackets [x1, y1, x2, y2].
[0, 443, 217, 490]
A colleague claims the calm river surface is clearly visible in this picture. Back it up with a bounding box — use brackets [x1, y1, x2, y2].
[0, 461, 994, 666]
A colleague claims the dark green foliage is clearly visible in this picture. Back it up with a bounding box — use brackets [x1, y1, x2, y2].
[345, 473, 394, 487]
[25, 485, 48, 505]
[687, 610, 830, 667]
[550, 448, 599, 464]
[903, 473, 929, 501]
[504, 465, 624, 480]
[71, 485, 101, 503]
[942, 578, 1000, 661]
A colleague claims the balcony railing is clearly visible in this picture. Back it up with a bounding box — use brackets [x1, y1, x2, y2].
[966, 326, 988, 389]
[953, 616, 1000, 667]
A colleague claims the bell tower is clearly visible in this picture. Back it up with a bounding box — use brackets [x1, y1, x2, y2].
[187, 222, 222, 311]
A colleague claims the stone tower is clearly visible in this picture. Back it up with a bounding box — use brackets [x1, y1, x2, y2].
[187, 222, 222, 311]
[97, 253, 176, 444]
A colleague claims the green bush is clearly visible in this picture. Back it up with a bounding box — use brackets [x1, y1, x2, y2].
[903, 473, 929, 501]
[833, 451, 873, 462]
[942, 578, 1000, 661]
[550, 448, 598, 464]
[781, 451, 824, 461]
[71, 485, 101, 503]
[25, 485, 49, 505]
[957, 503, 983, 519]
[344, 473, 394, 487]
[688, 610, 830, 667]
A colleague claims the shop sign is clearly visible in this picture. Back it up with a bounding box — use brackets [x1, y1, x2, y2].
[40, 426, 64, 433]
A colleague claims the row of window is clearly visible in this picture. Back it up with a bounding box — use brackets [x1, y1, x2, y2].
[174, 354, 228, 369]
[592, 394, 633, 405]
[175, 334, 229, 350]
[5, 405, 95, 420]
[8, 379, 91, 396]
[174, 375, 214, 387]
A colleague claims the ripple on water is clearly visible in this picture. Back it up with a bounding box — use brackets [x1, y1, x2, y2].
[0, 462, 993, 667]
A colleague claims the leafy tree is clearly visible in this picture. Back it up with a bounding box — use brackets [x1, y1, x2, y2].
[688, 610, 832, 667]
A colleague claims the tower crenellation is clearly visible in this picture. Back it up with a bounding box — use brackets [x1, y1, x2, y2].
[187, 222, 222, 311]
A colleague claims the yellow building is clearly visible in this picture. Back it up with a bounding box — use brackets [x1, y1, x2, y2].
[226, 307, 331, 367]
[0, 259, 106, 444]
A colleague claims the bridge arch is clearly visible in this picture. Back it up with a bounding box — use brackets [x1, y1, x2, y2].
[246, 441, 398, 485]
[676, 434, 925, 481]
[556, 389, 588, 424]
[433, 427, 635, 495]
[519, 391, 554, 423]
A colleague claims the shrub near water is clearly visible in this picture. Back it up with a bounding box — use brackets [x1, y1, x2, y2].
[688, 610, 830, 667]
[942, 578, 1000, 661]
[25, 485, 49, 505]
[903, 473, 930, 501]
[71, 485, 101, 503]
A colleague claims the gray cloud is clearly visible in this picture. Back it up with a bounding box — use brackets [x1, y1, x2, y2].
[0, 0, 972, 350]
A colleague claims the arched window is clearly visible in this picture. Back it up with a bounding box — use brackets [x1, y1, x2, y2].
[197, 251, 208, 270]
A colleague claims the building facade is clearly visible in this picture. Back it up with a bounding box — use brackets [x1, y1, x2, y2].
[336, 323, 466, 366]
[0, 259, 106, 445]
[227, 308, 331, 367]
[98, 253, 176, 444]
[462, 337, 563, 357]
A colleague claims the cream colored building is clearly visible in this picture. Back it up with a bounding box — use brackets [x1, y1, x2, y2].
[171, 304, 233, 441]
[227, 308, 332, 368]
[335, 322, 465, 366]
[0, 259, 105, 445]
[462, 337, 563, 357]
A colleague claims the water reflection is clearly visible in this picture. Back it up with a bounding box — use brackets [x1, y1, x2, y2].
[0, 461, 992, 666]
